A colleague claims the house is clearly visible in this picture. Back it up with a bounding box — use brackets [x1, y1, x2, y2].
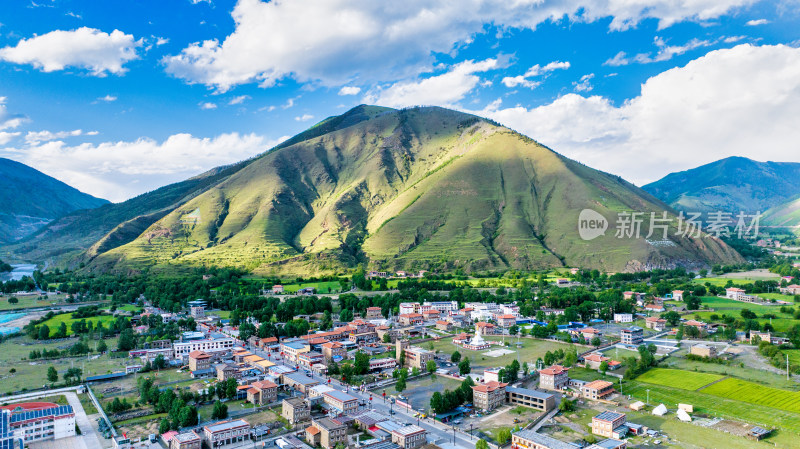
[298, 351, 325, 369]
[188, 351, 212, 372]
[369, 357, 397, 371]
[169, 431, 201, 449]
[435, 320, 454, 332]
[538, 365, 569, 390]
[272, 285, 284, 294]
[246, 380, 278, 406]
[582, 380, 615, 400]
[321, 342, 346, 361]
[282, 398, 310, 425]
[202, 419, 251, 447]
[750, 331, 773, 344]
[613, 313, 633, 323]
[281, 340, 311, 362]
[471, 381, 508, 412]
[582, 353, 621, 371]
[690, 344, 717, 358]
[283, 373, 319, 394]
[483, 368, 502, 383]
[645, 317, 667, 331]
[496, 314, 517, 328]
[216, 363, 241, 381]
[644, 304, 665, 313]
[591, 411, 627, 439]
[404, 347, 435, 369]
[365, 307, 383, 319]
[672, 290, 684, 301]
[684, 320, 708, 333]
[726, 287, 758, 302]
[391, 425, 427, 449]
[589, 439, 627, 449]
[505, 387, 556, 412]
[323, 390, 359, 415]
[780, 284, 800, 295]
[475, 322, 496, 335]
[305, 418, 347, 449]
[511, 429, 576, 449]
[422, 310, 440, 321]
[1, 404, 76, 445]
[581, 327, 602, 341]
[620, 327, 643, 346]
[398, 313, 424, 326]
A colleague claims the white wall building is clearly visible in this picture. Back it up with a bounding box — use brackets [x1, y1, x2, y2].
[174, 337, 235, 360]
[613, 313, 633, 323]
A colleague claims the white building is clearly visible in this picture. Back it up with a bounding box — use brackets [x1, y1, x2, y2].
[399, 303, 418, 315]
[466, 303, 500, 321]
[174, 336, 235, 360]
[613, 313, 633, 323]
[5, 405, 76, 445]
[422, 301, 459, 314]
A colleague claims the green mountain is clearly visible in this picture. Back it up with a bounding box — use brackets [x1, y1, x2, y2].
[643, 157, 800, 214]
[0, 158, 108, 244]
[761, 196, 800, 228]
[58, 105, 738, 275]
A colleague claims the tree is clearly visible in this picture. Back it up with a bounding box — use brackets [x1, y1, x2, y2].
[430, 392, 444, 414]
[590, 337, 601, 347]
[559, 398, 575, 412]
[426, 360, 437, 375]
[661, 311, 681, 326]
[451, 351, 461, 363]
[476, 441, 489, 449]
[211, 400, 228, 419]
[225, 378, 238, 399]
[118, 328, 136, 351]
[458, 358, 471, 375]
[383, 333, 391, 343]
[522, 362, 529, 376]
[740, 309, 757, 320]
[599, 361, 609, 375]
[508, 325, 519, 336]
[159, 418, 171, 434]
[339, 309, 354, 322]
[496, 428, 512, 445]
[64, 367, 82, 384]
[8, 297, 17, 304]
[38, 324, 50, 340]
[47, 366, 58, 383]
[97, 339, 108, 353]
[354, 351, 371, 375]
[395, 373, 407, 392]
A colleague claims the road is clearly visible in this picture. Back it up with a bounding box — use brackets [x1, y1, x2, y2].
[246, 345, 481, 449]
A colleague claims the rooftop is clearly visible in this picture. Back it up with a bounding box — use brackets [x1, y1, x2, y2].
[313, 417, 345, 431]
[173, 432, 200, 443]
[594, 411, 625, 422]
[512, 430, 575, 449]
[324, 390, 358, 403]
[505, 386, 554, 400]
[10, 405, 73, 423]
[205, 419, 250, 433]
[584, 380, 614, 390]
[391, 424, 426, 437]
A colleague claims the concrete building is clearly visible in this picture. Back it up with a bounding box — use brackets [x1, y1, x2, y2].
[398, 314, 424, 326]
[174, 337, 235, 360]
[471, 381, 508, 412]
[496, 314, 517, 328]
[169, 431, 201, 449]
[188, 351, 212, 372]
[281, 341, 311, 363]
[620, 327, 643, 346]
[203, 419, 251, 448]
[323, 390, 359, 415]
[505, 387, 556, 411]
[435, 320, 454, 331]
[613, 313, 633, 323]
[582, 380, 615, 400]
[365, 307, 383, 319]
[305, 418, 346, 449]
[591, 411, 627, 439]
[283, 373, 319, 394]
[391, 425, 427, 449]
[483, 368, 502, 383]
[511, 429, 575, 449]
[2, 404, 75, 445]
[404, 347, 434, 369]
[282, 398, 310, 425]
[321, 342, 346, 361]
[538, 365, 569, 390]
[423, 301, 459, 314]
[672, 290, 684, 301]
[247, 380, 278, 406]
[645, 317, 667, 331]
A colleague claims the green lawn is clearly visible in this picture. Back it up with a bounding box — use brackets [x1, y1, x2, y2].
[282, 281, 342, 294]
[635, 368, 723, 391]
[414, 336, 575, 369]
[0, 295, 60, 311]
[39, 313, 118, 336]
[702, 378, 800, 414]
[662, 352, 798, 389]
[691, 296, 799, 332]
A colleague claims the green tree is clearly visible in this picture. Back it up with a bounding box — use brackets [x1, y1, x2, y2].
[496, 428, 512, 445]
[426, 360, 437, 375]
[451, 351, 461, 363]
[38, 324, 50, 340]
[354, 351, 371, 375]
[476, 441, 489, 449]
[159, 418, 171, 434]
[118, 328, 136, 351]
[383, 333, 391, 343]
[661, 311, 681, 326]
[211, 400, 228, 419]
[395, 371, 407, 392]
[47, 366, 58, 383]
[599, 361, 609, 375]
[430, 392, 444, 414]
[339, 309, 354, 322]
[97, 339, 108, 353]
[590, 337, 601, 347]
[458, 358, 471, 375]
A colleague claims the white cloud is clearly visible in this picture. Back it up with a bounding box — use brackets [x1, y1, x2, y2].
[363, 58, 502, 108]
[199, 102, 217, 110]
[604, 51, 630, 66]
[2, 132, 277, 202]
[0, 96, 27, 131]
[502, 60, 570, 88]
[163, 0, 756, 91]
[746, 18, 769, 26]
[338, 86, 361, 96]
[25, 129, 90, 145]
[295, 114, 314, 122]
[228, 95, 250, 105]
[0, 132, 20, 145]
[573, 73, 594, 92]
[156, 37, 169, 46]
[97, 94, 117, 102]
[0, 27, 141, 76]
[605, 36, 714, 66]
[468, 44, 800, 186]
[724, 35, 746, 43]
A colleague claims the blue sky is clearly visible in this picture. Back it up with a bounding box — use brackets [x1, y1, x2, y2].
[0, 0, 799, 201]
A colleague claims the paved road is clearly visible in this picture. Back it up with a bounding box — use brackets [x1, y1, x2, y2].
[65, 391, 104, 449]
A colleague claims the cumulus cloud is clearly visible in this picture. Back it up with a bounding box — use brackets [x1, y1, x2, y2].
[228, 95, 250, 105]
[25, 129, 96, 145]
[0, 27, 141, 76]
[468, 44, 800, 186]
[199, 102, 217, 110]
[338, 86, 361, 96]
[604, 36, 714, 66]
[0, 132, 20, 145]
[363, 58, 502, 108]
[2, 132, 279, 201]
[163, 0, 755, 91]
[295, 114, 314, 122]
[502, 60, 570, 88]
[573, 73, 594, 92]
[0, 96, 27, 131]
[746, 18, 768, 26]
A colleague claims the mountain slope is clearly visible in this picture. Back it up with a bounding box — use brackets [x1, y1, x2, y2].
[643, 157, 800, 214]
[84, 106, 740, 275]
[761, 196, 800, 228]
[0, 158, 108, 244]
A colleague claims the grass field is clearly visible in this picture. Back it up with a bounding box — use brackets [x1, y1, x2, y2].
[635, 368, 724, 391]
[702, 378, 800, 414]
[414, 336, 576, 369]
[0, 295, 60, 311]
[662, 352, 798, 389]
[39, 312, 117, 336]
[690, 296, 798, 332]
[282, 281, 342, 294]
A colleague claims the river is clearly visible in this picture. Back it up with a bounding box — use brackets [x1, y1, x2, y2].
[0, 263, 37, 282]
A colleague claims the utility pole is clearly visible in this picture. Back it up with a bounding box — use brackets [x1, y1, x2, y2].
[788, 354, 790, 380]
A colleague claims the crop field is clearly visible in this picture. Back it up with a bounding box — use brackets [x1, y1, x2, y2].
[690, 296, 798, 331]
[635, 368, 723, 391]
[39, 312, 117, 336]
[702, 378, 800, 414]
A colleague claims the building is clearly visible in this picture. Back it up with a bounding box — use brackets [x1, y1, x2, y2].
[435, 320, 454, 331]
[538, 365, 569, 390]
[281, 341, 311, 363]
[582, 380, 615, 400]
[471, 381, 508, 412]
[174, 337, 235, 360]
[203, 420, 251, 447]
[684, 320, 708, 333]
[282, 398, 310, 425]
[298, 351, 325, 369]
[369, 357, 397, 371]
[169, 431, 201, 449]
[643, 304, 664, 313]
[188, 351, 212, 372]
[645, 317, 667, 331]
[306, 418, 346, 449]
[283, 373, 319, 394]
[0, 410, 22, 449]
[391, 425, 427, 449]
[320, 342, 346, 361]
[580, 327, 602, 341]
[505, 387, 556, 411]
[613, 313, 633, 323]
[511, 429, 575, 449]
[365, 307, 383, 319]
[496, 314, 517, 328]
[404, 347, 434, 369]
[398, 314, 424, 326]
[2, 404, 75, 445]
[423, 301, 459, 314]
[690, 344, 717, 358]
[216, 363, 241, 381]
[323, 390, 359, 415]
[475, 322, 496, 335]
[780, 284, 800, 295]
[247, 380, 278, 406]
[422, 310, 440, 321]
[672, 290, 684, 301]
[591, 411, 627, 438]
[483, 368, 502, 383]
[726, 287, 758, 302]
[620, 327, 643, 346]
[582, 353, 621, 371]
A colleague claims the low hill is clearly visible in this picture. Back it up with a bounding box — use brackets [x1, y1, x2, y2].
[0, 158, 108, 244]
[76, 106, 740, 275]
[643, 157, 800, 214]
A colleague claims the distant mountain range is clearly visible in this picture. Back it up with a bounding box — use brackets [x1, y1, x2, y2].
[0, 157, 108, 244]
[643, 157, 800, 215]
[1, 106, 742, 274]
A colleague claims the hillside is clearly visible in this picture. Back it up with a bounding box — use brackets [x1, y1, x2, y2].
[76, 105, 740, 275]
[0, 158, 108, 244]
[761, 196, 800, 228]
[643, 157, 800, 214]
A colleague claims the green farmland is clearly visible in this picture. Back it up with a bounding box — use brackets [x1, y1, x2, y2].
[39, 313, 117, 336]
[701, 378, 800, 414]
[636, 368, 724, 391]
